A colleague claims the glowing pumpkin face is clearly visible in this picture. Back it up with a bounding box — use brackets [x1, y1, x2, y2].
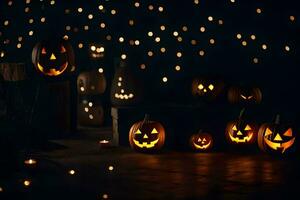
[32, 39, 75, 76]
[89, 43, 105, 59]
[192, 77, 224, 99]
[228, 86, 262, 104]
[190, 133, 213, 151]
[129, 115, 165, 152]
[225, 109, 257, 145]
[258, 122, 295, 154]
[226, 122, 257, 144]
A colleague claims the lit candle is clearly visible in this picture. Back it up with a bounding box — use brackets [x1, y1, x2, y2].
[24, 159, 37, 165]
[99, 140, 111, 148]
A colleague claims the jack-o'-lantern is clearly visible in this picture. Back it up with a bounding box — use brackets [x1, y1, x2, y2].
[191, 76, 224, 99]
[225, 109, 257, 145]
[77, 101, 104, 127]
[190, 131, 213, 151]
[77, 69, 106, 95]
[129, 115, 165, 152]
[258, 115, 295, 154]
[110, 60, 142, 106]
[228, 86, 262, 104]
[89, 43, 105, 59]
[32, 39, 75, 76]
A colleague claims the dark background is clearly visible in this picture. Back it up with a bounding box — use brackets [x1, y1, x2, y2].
[0, 0, 299, 140]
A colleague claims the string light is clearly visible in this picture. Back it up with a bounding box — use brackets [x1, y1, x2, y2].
[256, 8, 262, 14]
[262, 44, 267, 50]
[200, 26, 206, 32]
[199, 50, 205, 56]
[175, 65, 181, 71]
[250, 34, 256, 40]
[236, 33, 242, 39]
[289, 15, 295, 22]
[284, 45, 290, 52]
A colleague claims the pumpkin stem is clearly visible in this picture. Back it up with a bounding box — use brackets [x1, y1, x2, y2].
[143, 114, 150, 124]
[239, 108, 245, 119]
[275, 114, 280, 124]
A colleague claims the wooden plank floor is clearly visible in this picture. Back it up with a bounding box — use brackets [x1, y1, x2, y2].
[1, 128, 298, 200]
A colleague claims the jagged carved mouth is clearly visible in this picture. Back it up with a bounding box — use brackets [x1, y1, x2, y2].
[133, 138, 159, 148]
[193, 141, 212, 149]
[264, 137, 295, 153]
[229, 132, 253, 143]
[37, 62, 68, 76]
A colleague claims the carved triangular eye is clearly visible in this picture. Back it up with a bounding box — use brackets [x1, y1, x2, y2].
[247, 96, 253, 99]
[42, 48, 47, 54]
[232, 125, 237, 131]
[198, 84, 204, 90]
[244, 125, 252, 131]
[265, 128, 273, 136]
[197, 138, 202, 142]
[151, 128, 158, 134]
[283, 128, 293, 137]
[135, 129, 142, 134]
[202, 138, 207, 142]
[241, 95, 247, 99]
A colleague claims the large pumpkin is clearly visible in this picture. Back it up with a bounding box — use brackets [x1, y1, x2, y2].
[129, 115, 165, 152]
[258, 115, 295, 154]
[189, 131, 213, 151]
[228, 86, 262, 104]
[77, 69, 106, 95]
[191, 76, 224, 99]
[32, 39, 75, 76]
[110, 60, 142, 106]
[77, 102, 104, 127]
[225, 109, 258, 145]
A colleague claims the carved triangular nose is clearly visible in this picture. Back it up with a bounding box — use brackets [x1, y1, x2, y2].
[143, 134, 148, 139]
[237, 131, 243, 135]
[274, 133, 283, 141]
[50, 53, 56, 60]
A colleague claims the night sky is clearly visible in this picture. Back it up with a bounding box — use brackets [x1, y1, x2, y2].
[1, 0, 299, 122]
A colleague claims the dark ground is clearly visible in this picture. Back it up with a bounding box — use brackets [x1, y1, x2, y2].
[0, 128, 299, 200]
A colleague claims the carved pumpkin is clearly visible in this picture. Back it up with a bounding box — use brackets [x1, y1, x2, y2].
[110, 60, 142, 106]
[225, 109, 257, 145]
[191, 76, 224, 99]
[129, 115, 165, 152]
[77, 102, 104, 127]
[89, 43, 105, 59]
[190, 131, 213, 151]
[32, 39, 75, 76]
[258, 115, 295, 154]
[228, 86, 262, 104]
[77, 69, 106, 95]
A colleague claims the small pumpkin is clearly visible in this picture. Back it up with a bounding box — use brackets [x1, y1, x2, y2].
[190, 130, 213, 151]
[228, 86, 262, 104]
[32, 39, 75, 76]
[77, 69, 106, 95]
[225, 109, 258, 145]
[191, 76, 224, 99]
[77, 102, 104, 127]
[258, 115, 295, 154]
[129, 114, 165, 152]
[110, 60, 142, 106]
